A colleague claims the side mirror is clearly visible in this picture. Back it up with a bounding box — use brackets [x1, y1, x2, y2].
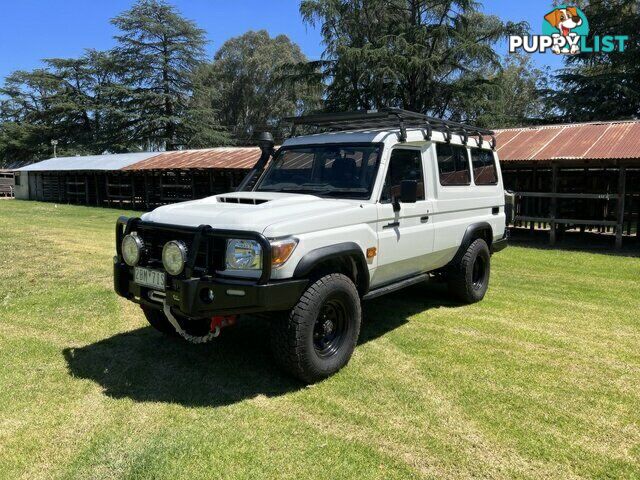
[400, 180, 418, 204]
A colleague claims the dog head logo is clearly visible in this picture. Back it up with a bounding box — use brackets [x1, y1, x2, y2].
[509, 6, 625, 56]
[542, 5, 589, 55]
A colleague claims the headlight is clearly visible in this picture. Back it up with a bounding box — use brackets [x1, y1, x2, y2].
[271, 238, 298, 268]
[225, 239, 262, 270]
[121, 234, 144, 266]
[162, 240, 188, 276]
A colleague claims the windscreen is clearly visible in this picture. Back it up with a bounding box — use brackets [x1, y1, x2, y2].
[256, 144, 383, 199]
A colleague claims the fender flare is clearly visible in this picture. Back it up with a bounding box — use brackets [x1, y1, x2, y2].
[448, 222, 493, 267]
[293, 242, 370, 294]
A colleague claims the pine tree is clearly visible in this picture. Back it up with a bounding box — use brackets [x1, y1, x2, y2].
[300, 0, 526, 118]
[111, 0, 209, 150]
[551, 0, 640, 121]
[0, 50, 135, 166]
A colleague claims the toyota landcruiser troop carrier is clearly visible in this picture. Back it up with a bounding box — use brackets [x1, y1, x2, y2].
[114, 108, 508, 383]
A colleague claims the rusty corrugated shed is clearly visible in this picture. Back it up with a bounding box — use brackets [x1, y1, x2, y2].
[124, 147, 261, 171]
[117, 121, 640, 169]
[495, 120, 640, 163]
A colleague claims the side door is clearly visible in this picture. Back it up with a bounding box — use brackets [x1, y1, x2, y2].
[373, 147, 435, 287]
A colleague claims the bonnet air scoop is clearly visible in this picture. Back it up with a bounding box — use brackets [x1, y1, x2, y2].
[217, 197, 270, 205]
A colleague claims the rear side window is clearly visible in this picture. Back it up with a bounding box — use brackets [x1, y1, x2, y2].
[380, 149, 425, 203]
[436, 144, 470, 186]
[470, 148, 498, 185]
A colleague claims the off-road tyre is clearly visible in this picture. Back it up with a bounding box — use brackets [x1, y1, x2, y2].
[270, 273, 361, 383]
[448, 238, 491, 304]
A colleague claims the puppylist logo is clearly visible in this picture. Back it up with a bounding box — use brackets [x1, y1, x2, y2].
[509, 5, 628, 55]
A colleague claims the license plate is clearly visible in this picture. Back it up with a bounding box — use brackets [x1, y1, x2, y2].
[134, 267, 166, 291]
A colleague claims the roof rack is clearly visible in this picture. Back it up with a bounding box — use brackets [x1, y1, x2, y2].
[283, 107, 496, 149]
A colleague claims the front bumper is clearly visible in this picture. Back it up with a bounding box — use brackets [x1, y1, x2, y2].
[114, 261, 308, 317]
[114, 216, 308, 318]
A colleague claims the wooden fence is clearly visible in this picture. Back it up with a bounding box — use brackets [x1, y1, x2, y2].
[0, 171, 14, 197]
[24, 169, 249, 209]
[503, 164, 639, 248]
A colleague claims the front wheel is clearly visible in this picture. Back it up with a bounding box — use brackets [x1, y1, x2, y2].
[270, 273, 361, 383]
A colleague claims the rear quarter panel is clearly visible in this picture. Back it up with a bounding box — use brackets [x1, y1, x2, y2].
[427, 144, 506, 268]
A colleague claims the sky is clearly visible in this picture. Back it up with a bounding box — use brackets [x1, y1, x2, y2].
[0, 0, 563, 82]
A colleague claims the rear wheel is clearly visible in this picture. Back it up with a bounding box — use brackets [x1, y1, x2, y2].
[270, 273, 361, 383]
[447, 238, 491, 303]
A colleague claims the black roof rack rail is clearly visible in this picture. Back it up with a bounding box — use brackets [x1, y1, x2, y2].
[283, 107, 496, 148]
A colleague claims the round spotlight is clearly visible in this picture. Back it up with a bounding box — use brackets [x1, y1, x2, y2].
[121, 234, 144, 266]
[162, 240, 188, 276]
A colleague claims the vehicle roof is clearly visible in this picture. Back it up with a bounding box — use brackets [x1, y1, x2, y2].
[281, 128, 492, 150]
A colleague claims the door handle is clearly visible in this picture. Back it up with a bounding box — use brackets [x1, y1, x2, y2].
[383, 221, 400, 229]
[420, 215, 429, 222]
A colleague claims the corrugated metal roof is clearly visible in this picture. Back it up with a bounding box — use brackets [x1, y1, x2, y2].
[495, 120, 640, 162]
[16, 120, 640, 172]
[16, 152, 158, 172]
[125, 147, 261, 171]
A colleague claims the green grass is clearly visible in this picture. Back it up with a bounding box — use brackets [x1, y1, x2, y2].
[1, 199, 639, 479]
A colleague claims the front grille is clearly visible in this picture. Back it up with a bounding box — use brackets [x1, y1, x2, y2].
[116, 215, 271, 284]
[134, 227, 225, 274]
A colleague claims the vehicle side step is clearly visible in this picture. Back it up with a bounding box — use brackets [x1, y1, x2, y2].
[362, 273, 429, 300]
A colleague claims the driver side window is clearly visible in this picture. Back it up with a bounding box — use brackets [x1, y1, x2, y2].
[380, 149, 425, 203]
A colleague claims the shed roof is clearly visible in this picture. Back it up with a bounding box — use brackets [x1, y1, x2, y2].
[17, 119, 640, 172]
[15, 148, 262, 173]
[124, 147, 261, 171]
[495, 120, 640, 163]
[16, 152, 158, 172]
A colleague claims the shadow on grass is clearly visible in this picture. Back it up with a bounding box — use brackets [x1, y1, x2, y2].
[63, 282, 459, 407]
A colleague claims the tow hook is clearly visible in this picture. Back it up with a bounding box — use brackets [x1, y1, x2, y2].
[210, 315, 237, 335]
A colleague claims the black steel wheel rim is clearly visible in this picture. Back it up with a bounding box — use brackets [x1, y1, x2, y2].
[313, 296, 348, 358]
[472, 256, 486, 289]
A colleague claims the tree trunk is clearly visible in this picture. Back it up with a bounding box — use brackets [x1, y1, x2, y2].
[163, 39, 176, 150]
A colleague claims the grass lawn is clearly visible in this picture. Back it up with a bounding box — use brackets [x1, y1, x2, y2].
[1, 200, 639, 479]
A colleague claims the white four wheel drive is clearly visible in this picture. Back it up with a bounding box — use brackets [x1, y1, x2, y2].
[114, 108, 508, 383]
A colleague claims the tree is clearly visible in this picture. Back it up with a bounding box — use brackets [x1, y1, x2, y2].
[0, 67, 71, 165]
[111, 0, 208, 150]
[550, 0, 640, 122]
[191, 30, 322, 144]
[36, 51, 132, 153]
[299, 0, 527, 117]
[182, 64, 233, 148]
[0, 50, 132, 166]
[448, 54, 550, 128]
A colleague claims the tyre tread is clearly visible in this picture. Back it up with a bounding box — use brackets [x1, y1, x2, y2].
[448, 238, 490, 304]
[270, 273, 361, 383]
